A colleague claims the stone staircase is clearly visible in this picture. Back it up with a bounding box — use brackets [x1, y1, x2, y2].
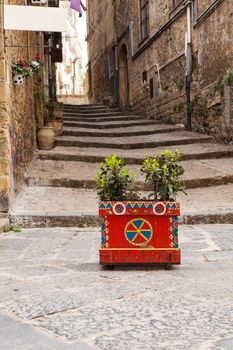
[10, 103, 233, 227]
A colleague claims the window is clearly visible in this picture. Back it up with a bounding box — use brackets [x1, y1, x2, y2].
[150, 78, 154, 99]
[142, 70, 147, 84]
[140, 0, 149, 41]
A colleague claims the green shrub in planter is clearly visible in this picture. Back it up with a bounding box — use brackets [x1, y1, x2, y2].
[141, 149, 186, 201]
[94, 154, 137, 201]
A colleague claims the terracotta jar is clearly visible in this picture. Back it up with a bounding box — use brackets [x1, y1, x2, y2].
[37, 126, 55, 150]
[46, 119, 63, 136]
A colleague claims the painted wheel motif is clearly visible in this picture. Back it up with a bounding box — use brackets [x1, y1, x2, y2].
[125, 218, 153, 247]
[153, 202, 166, 215]
[113, 202, 126, 215]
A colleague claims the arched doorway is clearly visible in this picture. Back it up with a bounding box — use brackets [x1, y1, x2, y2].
[119, 44, 129, 107]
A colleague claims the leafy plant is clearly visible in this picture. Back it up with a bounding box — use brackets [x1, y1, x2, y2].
[12, 60, 33, 77]
[177, 100, 184, 112]
[34, 86, 63, 120]
[12, 55, 43, 78]
[3, 225, 22, 233]
[173, 100, 184, 113]
[189, 95, 208, 116]
[177, 79, 184, 92]
[226, 71, 233, 86]
[214, 75, 225, 95]
[30, 53, 44, 72]
[46, 100, 63, 112]
[141, 150, 187, 201]
[94, 154, 136, 201]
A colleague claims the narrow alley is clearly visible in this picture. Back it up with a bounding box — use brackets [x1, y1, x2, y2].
[1, 0, 233, 349]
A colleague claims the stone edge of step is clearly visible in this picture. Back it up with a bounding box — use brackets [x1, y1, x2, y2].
[9, 211, 233, 228]
[24, 174, 233, 191]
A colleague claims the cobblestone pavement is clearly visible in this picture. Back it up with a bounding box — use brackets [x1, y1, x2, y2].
[0, 225, 233, 350]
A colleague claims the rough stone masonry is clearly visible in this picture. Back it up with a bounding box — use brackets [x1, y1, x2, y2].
[87, 0, 233, 142]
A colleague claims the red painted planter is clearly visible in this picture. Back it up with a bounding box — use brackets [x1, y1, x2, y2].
[99, 201, 181, 266]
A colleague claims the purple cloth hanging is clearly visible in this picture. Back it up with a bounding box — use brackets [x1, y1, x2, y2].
[70, 0, 86, 17]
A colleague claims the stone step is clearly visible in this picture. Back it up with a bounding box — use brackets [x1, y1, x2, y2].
[38, 143, 233, 164]
[63, 114, 145, 123]
[63, 103, 105, 109]
[63, 108, 119, 114]
[62, 124, 183, 138]
[25, 158, 233, 191]
[62, 119, 160, 129]
[9, 184, 233, 227]
[64, 111, 121, 118]
[55, 131, 213, 149]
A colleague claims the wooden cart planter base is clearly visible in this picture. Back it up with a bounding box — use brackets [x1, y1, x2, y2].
[99, 201, 181, 268]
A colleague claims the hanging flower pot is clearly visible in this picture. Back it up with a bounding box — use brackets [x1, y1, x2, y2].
[13, 73, 25, 86]
[11, 59, 34, 86]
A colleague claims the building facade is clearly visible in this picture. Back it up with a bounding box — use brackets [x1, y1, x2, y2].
[56, 2, 85, 96]
[87, 0, 233, 140]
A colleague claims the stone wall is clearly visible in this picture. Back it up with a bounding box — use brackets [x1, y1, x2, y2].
[57, 94, 88, 105]
[0, 0, 44, 212]
[87, 0, 116, 104]
[89, 45, 116, 105]
[87, 0, 233, 142]
[192, 81, 233, 142]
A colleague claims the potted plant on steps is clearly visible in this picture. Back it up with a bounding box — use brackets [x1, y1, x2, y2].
[95, 151, 186, 269]
[36, 98, 63, 150]
[34, 90, 55, 151]
[45, 100, 64, 136]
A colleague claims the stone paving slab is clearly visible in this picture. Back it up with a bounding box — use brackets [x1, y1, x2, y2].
[38, 143, 233, 164]
[9, 184, 233, 226]
[0, 314, 97, 350]
[25, 158, 233, 190]
[0, 225, 233, 349]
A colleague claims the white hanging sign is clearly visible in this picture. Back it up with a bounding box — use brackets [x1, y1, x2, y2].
[4, 5, 67, 32]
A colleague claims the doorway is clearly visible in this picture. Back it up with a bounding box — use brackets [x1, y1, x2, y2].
[119, 44, 129, 107]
